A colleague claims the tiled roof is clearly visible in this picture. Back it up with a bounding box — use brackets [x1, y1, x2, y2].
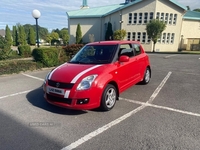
[183, 10, 200, 21]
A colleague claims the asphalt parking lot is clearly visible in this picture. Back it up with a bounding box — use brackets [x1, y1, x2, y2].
[0, 54, 200, 150]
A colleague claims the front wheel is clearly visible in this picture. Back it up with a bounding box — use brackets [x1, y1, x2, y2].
[141, 67, 151, 84]
[100, 84, 117, 111]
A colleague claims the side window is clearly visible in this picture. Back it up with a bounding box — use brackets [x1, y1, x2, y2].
[119, 44, 134, 58]
[133, 44, 141, 55]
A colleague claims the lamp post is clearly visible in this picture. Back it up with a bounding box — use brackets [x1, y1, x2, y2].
[32, 9, 41, 47]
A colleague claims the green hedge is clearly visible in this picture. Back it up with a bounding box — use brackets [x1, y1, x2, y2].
[18, 45, 31, 57]
[32, 47, 69, 67]
[0, 60, 42, 75]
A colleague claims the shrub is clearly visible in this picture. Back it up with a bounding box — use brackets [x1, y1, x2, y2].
[0, 60, 42, 75]
[32, 47, 61, 67]
[18, 45, 31, 57]
[62, 44, 84, 58]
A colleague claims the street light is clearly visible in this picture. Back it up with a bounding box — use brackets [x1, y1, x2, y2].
[32, 9, 41, 47]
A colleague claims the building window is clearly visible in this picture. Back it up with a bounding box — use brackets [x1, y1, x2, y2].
[149, 12, 154, 21]
[165, 13, 169, 24]
[160, 13, 164, 21]
[173, 14, 177, 25]
[139, 13, 142, 24]
[133, 13, 137, 24]
[147, 35, 151, 43]
[137, 32, 141, 42]
[142, 32, 146, 43]
[169, 13, 173, 24]
[144, 12, 148, 23]
[127, 32, 131, 40]
[132, 32, 136, 41]
[157, 35, 161, 43]
[128, 13, 132, 24]
[156, 12, 160, 20]
[166, 33, 170, 44]
[171, 33, 175, 44]
[162, 33, 166, 43]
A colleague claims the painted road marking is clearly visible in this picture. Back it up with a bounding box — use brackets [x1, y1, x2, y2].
[61, 72, 171, 150]
[120, 98, 200, 117]
[22, 73, 44, 81]
[147, 71, 172, 103]
[164, 55, 177, 59]
[0, 90, 32, 99]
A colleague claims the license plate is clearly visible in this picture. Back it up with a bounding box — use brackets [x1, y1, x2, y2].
[47, 86, 64, 95]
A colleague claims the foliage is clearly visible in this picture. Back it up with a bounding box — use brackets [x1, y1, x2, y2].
[105, 22, 113, 40]
[12, 26, 18, 46]
[32, 47, 60, 67]
[76, 24, 82, 44]
[23, 24, 48, 40]
[18, 45, 31, 57]
[146, 19, 166, 52]
[62, 44, 84, 58]
[0, 60, 42, 75]
[193, 8, 200, 12]
[28, 27, 36, 45]
[5, 25, 12, 47]
[0, 35, 12, 60]
[17, 24, 27, 45]
[113, 29, 127, 40]
[186, 6, 190, 10]
[50, 32, 59, 45]
[60, 29, 70, 45]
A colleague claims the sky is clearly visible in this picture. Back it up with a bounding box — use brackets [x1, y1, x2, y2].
[0, 0, 199, 32]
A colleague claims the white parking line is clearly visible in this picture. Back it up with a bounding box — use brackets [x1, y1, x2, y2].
[164, 55, 177, 58]
[61, 72, 171, 150]
[0, 90, 32, 100]
[121, 98, 200, 117]
[22, 73, 44, 81]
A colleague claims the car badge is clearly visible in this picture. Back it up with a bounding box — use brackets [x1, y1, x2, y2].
[56, 82, 60, 88]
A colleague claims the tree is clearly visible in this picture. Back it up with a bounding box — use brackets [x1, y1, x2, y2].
[113, 29, 127, 40]
[12, 26, 18, 46]
[28, 27, 36, 45]
[0, 35, 11, 60]
[76, 24, 82, 44]
[105, 22, 113, 40]
[17, 24, 27, 45]
[5, 25, 12, 47]
[60, 29, 70, 45]
[193, 8, 200, 12]
[146, 19, 166, 52]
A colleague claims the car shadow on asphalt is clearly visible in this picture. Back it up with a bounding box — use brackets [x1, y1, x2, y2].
[26, 87, 87, 115]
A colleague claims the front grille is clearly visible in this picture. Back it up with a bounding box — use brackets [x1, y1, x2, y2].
[48, 80, 74, 89]
[47, 94, 72, 105]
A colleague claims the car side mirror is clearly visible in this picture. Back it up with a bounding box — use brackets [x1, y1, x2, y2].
[119, 55, 129, 62]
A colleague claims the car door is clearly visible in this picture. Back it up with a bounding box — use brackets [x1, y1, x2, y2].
[115, 44, 138, 92]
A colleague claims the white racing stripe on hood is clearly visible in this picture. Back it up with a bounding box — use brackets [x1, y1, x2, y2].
[71, 65, 102, 83]
[48, 63, 67, 80]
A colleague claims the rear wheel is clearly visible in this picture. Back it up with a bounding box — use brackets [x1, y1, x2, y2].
[141, 67, 151, 84]
[100, 84, 117, 111]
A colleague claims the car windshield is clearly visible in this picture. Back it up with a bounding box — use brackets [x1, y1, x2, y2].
[69, 45, 117, 64]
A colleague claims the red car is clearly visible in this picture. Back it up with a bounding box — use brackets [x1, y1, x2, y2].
[43, 41, 151, 111]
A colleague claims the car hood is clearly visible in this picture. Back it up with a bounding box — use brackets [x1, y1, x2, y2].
[48, 63, 105, 83]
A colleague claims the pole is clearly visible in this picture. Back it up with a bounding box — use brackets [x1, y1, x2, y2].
[36, 18, 39, 47]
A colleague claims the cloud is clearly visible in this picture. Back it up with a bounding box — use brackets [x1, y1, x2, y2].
[0, 0, 199, 31]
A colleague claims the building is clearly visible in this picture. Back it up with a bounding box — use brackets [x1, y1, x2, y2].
[67, 0, 200, 52]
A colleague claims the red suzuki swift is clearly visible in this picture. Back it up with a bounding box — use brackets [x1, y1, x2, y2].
[43, 41, 151, 111]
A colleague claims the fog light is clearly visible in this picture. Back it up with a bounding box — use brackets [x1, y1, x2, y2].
[77, 98, 89, 104]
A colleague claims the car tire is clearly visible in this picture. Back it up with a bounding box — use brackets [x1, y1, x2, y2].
[141, 67, 151, 84]
[100, 84, 117, 111]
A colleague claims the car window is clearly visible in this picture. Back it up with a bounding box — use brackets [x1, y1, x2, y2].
[133, 44, 141, 55]
[119, 44, 134, 58]
[69, 45, 117, 64]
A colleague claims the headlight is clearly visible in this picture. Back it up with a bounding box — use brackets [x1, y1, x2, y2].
[77, 75, 98, 90]
[44, 72, 51, 83]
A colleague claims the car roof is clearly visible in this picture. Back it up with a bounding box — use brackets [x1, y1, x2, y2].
[86, 40, 141, 45]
